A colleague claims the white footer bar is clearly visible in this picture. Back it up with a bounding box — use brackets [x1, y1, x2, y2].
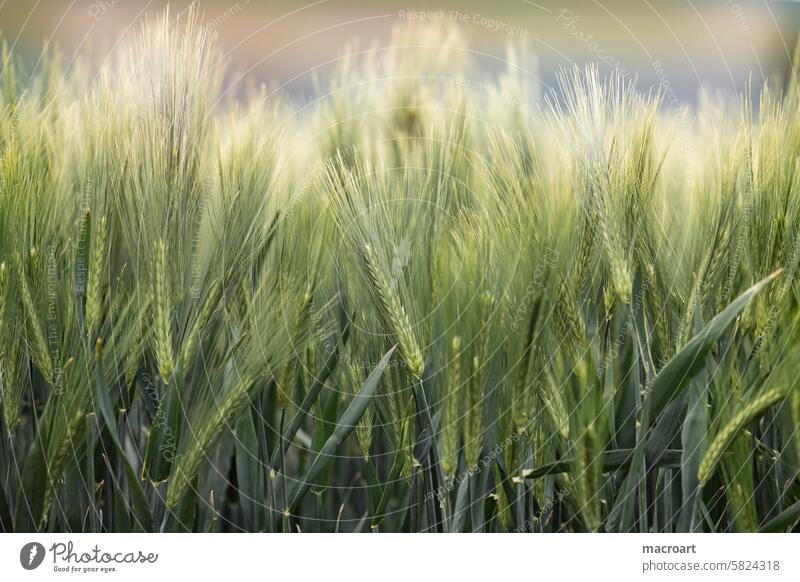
[0, 533, 796, 581]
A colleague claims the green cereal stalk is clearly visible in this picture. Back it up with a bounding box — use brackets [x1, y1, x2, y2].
[344, 361, 374, 460]
[153, 238, 174, 383]
[464, 293, 494, 470]
[514, 296, 542, 433]
[302, 344, 316, 398]
[720, 434, 758, 532]
[441, 336, 461, 475]
[0, 262, 7, 424]
[362, 243, 424, 377]
[85, 215, 107, 337]
[180, 278, 221, 369]
[16, 252, 54, 385]
[698, 386, 789, 486]
[124, 293, 148, 389]
[575, 207, 598, 292]
[168, 374, 255, 507]
[677, 273, 702, 348]
[40, 410, 87, 526]
[356, 403, 374, 461]
[642, 262, 670, 361]
[464, 355, 483, 470]
[576, 424, 602, 531]
[0, 262, 7, 338]
[277, 360, 293, 409]
[793, 390, 800, 464]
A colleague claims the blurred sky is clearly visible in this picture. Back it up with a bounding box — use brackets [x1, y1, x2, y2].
[1, 0, 799, 105]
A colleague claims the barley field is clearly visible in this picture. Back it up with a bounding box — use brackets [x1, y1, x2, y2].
[1, 9, 800, 533]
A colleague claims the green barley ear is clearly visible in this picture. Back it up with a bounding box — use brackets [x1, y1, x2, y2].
[343, 360, 374, 461]
[168, 374, 255, 507]
[276, 360, 293, 409]
[441, 335, 462, 476]
[275, 284, 315, 410]
[302, 344, 316, 398]
[153, 238, 174, 383]
[0, 261, 25, 432]
[362, 243, 425, 377]
[574, 422, 603, 531]
[0, 264, 8, 426]
[514, 297, 542, 433]
[0, 262, 6, 334]
[720, 433, 758, 532]
[607, 253, 632, 307]
[85, 215, 107, 337]
[677, 273, 702, 348]
[353, 367, 375, 462]
[0, 261, 6, 388]
[16, 252, 54, 385]
[356, 402, 375, 461]
[180, 278, 221, 369]
[698, 385, 789, 486]
[463, 292, 495, 470]
[556, 276, 586, 348]
[464, 355, 484, 471]
[478, 291, 495, 360]
[642, 261, 670, 361]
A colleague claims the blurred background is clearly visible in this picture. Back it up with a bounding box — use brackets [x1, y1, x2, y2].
[1, 0, 799, 105]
